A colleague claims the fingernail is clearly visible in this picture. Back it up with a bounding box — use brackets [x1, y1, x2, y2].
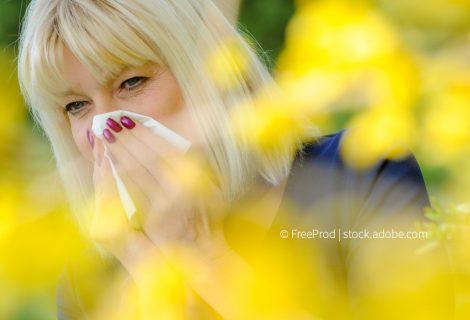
[120, 116, 136, 129]
[103, 128, 116, 143]
[106, 118, 123, 133]
[87, 129, 94, 148]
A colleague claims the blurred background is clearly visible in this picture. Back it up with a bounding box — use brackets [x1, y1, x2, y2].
[1, 0, 470, 319]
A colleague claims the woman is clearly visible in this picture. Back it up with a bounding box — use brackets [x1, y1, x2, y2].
[18, 0, 454, 319]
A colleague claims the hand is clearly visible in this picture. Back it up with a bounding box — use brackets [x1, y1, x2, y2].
[89, 135, 159, 270]
[90, 117, 253, 318]
[97, 117, 231, 260]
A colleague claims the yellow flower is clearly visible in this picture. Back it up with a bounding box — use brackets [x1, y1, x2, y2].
[421, 93, 470, 164]
[340, 106, 416, 169]
[205, 35, 251, 90]
[230, 81, 319, 158]
[0, 185, 20, 242]
[277, 1, 399, 76]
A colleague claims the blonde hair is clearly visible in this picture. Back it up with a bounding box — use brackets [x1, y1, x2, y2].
[18, 0, 317, 229]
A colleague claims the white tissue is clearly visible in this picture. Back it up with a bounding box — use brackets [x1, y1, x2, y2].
[91, 110, 192, 228]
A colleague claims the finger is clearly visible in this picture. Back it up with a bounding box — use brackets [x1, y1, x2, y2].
[125, 119, 188, 163]
[104, 122, 219, 213]
[107, 119, 215, 201]
[117, 120, 193, 181]
[103, 130, 169, 205]
[125, 126, 207, 198]
[105, 146, 154, 222]
[99, 127, 165, 227]
[93, 138, 121, 201]
[90, 137, 129, 242]
[109, 123, 169, 179]
[92, 133, 104, 173]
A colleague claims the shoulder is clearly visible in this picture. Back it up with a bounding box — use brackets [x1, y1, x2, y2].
[297, 129, 426, 184]
[285, 129, 430, 217]
[297, 129, 345, 161]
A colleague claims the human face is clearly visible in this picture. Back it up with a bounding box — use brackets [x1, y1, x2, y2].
[59, 46, 201, 162]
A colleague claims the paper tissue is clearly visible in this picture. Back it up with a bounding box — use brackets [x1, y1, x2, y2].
[91, 110, 192, 228]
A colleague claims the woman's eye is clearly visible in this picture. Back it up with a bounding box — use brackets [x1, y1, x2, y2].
[65, 101, 87, 115]
[120, 76, 148, 91]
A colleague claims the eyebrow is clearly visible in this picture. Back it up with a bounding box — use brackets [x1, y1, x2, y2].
[59, 90, 85, 97]
[57, 65, 150, 97]
[58, 78, 113, 97]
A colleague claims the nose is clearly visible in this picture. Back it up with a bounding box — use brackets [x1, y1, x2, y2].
[87, 94, 120, 133]
[93, 94, 117, 115]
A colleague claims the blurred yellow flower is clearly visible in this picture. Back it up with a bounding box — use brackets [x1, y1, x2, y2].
[0, 185, 19, 242]
[205, 35, 250, 90]
[340, 107, 416, 169]
[229, 83, 316, 160]
[278, 1, 399, 77]
[376, 0, 470, 30]
[421, 93, 470, 164]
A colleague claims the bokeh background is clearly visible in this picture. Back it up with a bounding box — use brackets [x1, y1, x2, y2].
[1, 0, 469, 319]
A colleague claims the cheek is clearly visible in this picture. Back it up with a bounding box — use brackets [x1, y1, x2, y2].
[136, 76, 184, 119]
[70, 122, 93, 161]
[143, 84, 195, 133]
[128, 72, 203, 147]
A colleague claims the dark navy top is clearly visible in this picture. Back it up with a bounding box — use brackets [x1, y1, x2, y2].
[56, 130, 455, 319]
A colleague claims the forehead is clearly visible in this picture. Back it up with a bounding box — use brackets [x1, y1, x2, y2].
[62, 46, 87, 73]
[58, 47, 159, 97]
[61, 47, 97, 86]
[26, 0, 167, 107]
[56, 47, 112, 96]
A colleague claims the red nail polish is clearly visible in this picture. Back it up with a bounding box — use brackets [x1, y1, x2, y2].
[120, 116, 136, 129]
[103, 128, 116, 143]
[87, 129, 94, 148]
[106, 118, 123, 133]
